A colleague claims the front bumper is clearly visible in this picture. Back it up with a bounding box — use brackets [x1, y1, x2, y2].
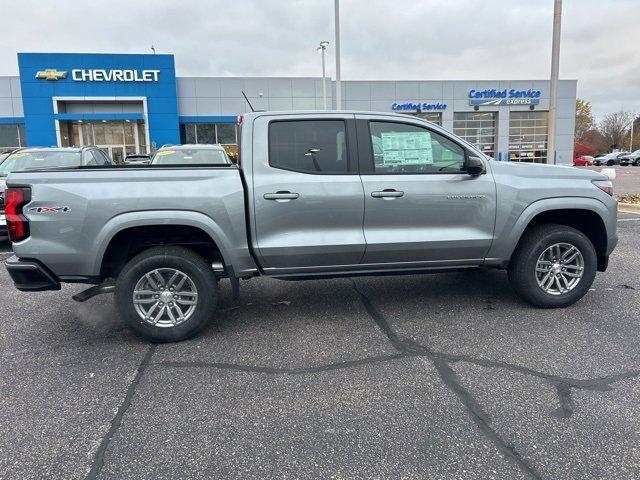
[5, 255, 61, 291]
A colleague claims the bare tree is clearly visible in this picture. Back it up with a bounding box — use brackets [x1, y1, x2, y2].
[599, 110, 633, 150]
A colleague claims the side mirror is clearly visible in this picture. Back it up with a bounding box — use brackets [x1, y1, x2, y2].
[466, 155, 486, 176]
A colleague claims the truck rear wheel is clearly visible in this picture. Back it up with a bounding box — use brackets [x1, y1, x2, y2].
[115, 246, 218, 342]
[508, 224, 597, 308]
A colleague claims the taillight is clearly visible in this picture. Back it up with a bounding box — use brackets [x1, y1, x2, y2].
[6, 187, 31, 242]
[592, 179, 614, 196]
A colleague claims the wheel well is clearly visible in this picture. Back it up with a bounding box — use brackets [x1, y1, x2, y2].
[520, 209, 608, 270]
[100, 225, 223, 280]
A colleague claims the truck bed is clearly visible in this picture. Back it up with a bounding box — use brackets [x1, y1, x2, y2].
[7, 165, 256, 279]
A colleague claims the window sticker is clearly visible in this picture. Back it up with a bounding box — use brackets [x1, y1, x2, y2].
[156, 150, 175, 156]
[381, 132, 433, 165]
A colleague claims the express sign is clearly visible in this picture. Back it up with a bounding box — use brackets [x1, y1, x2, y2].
[71, 69, 160, 82]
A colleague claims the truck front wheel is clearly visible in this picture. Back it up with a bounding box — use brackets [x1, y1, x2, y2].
[508, 224, 597, 308]
[115, 246, 218, 342]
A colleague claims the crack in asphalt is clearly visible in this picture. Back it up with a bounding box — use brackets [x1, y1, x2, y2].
[76, 278, 640, 479]
[352, 282, 545, 480]
[85, 344, 156, 480]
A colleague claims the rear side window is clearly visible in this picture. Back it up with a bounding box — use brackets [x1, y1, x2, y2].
[269, 120, 348, 174]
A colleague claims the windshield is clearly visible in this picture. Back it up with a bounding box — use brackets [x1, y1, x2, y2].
[152, 149, 229, 165]
[0, 150, 81, 175]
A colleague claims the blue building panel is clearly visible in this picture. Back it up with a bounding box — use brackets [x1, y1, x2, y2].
[17, 52, 180, 148]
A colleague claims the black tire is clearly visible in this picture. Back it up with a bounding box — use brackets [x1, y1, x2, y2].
[115, 246, 218, 342]
[606, 160, 614, 166]
[508, 224, 597, 308]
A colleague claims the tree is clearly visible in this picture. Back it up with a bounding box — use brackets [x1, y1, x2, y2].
[574, 99, 595, 143]
[599, 110, 633, 151]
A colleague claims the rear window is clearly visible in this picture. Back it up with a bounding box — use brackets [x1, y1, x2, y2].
[0, 151, 81, 174]
[152, 149, 229, 165]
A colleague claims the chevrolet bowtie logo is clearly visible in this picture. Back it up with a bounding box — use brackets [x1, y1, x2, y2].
[35, 69, 67, 81]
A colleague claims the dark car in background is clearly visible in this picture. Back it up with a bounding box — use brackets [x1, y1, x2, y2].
[618, 149, 640, 166]
[593, 152, 629, 166]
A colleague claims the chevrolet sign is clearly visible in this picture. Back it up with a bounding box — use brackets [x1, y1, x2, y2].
[35, 69, 68, 80]
[71, 69, 160, 82]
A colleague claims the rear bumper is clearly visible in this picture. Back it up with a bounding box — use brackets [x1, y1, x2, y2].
[5, 255, 61, 291]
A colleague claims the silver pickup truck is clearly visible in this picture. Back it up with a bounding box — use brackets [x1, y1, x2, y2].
[4, 111, 618, 342]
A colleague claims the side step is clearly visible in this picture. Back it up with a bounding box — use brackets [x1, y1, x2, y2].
[72, 280, 116, 303]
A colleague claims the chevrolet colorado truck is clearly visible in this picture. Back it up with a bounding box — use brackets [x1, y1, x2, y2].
[4, 111, 618, 342]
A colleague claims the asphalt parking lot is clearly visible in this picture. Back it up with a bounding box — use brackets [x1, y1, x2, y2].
[0, 212, 639, 480]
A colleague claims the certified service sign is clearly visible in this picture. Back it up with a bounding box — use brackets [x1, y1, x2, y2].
[468, 89, 541, 106]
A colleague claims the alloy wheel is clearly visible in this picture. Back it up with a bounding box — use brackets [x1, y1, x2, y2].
[132, 268, 199, 327]
[535, 243, 585, 295]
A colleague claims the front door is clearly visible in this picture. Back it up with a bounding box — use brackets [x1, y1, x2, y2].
[252, 115, 365, 272]
[357, 116, 497, 265]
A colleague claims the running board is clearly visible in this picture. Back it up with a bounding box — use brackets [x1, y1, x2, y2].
[72, 280, 116, 302]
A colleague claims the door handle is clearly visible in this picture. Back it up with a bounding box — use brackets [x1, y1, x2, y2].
[371, 189, 404, 198]
[264, 191, 300, 201]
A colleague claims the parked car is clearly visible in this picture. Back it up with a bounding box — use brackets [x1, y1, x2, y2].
[151, 144, 232, 165]
[124, 154, 151, 165]
[4, 111, 618, 342]
[618, 149, 640, 166]
[573, 155, 594, 166]
[593, 152, 629, 166]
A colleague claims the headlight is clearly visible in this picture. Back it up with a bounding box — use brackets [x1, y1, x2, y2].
[592, 179, 614, 196]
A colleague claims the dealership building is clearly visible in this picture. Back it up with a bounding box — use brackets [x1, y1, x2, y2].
[0, 52, 577, 163]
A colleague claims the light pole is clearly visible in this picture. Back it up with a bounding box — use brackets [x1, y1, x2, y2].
[547, 0, 562, 164]
[317, 41, 329, 110]
[334, 0, 341, 110]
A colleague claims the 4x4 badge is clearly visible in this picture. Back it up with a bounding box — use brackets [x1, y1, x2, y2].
[28, 206, 71, 213]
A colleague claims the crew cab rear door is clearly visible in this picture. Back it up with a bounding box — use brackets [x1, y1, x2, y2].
[356, 114, 497, 265]
[251, 113, 365, 272]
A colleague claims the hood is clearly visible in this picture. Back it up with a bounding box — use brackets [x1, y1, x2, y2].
[489, 161, 608, 181]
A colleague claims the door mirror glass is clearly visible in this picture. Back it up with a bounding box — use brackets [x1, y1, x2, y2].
[466, 155, 485, 176]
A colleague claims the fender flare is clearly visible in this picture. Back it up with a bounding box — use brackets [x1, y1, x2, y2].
[91, 210, 234, 276]
[491, 197, 610, 262]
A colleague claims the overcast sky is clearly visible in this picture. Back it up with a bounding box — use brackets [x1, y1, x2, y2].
[1, 0, 638, 120]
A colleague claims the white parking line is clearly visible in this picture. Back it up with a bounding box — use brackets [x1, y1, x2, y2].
[618, 218, 640, 222]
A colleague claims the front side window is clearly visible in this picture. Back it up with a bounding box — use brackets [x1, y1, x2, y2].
[369, 121, 465, 174]
[269, 120, 347, 174]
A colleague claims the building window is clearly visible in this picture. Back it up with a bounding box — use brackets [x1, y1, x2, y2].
[453, 112, 496, 158]
[0, 124, 25, 148]
[509, 111, 548, 163]
[409, 112, 442, 125]
[179, 123, 238, 145]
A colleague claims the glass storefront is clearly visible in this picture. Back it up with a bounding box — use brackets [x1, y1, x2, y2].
[0, 124, 25, 149]
[453, 112, 496, 158]
[408, 112, 442, 125]
[60, 120, 147, 164]
[179, 123, 238, 145]
[508, 111, 548, 163]
[180, 122, 239, 160]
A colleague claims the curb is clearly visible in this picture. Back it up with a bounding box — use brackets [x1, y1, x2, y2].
[619, 203, 640, 214]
